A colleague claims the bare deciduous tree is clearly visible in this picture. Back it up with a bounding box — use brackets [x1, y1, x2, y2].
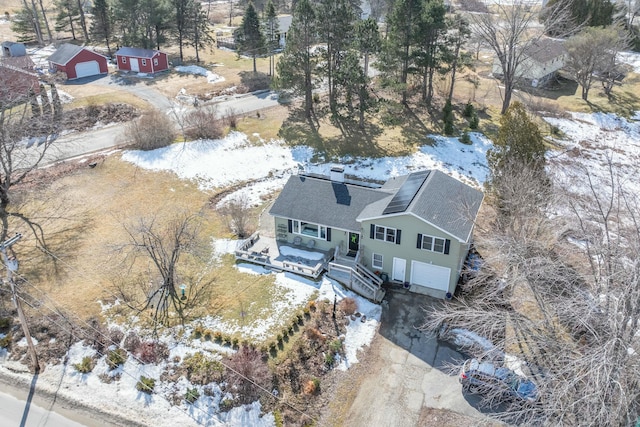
[218, 194, 251, 238]
[565, 25, 631, 100]
[226, 345, 271, 403]
[471, 0, 572, 114]
[421, 158, 640, 425]
[0, 89, 62, 241]
[114, 213, 214, 332]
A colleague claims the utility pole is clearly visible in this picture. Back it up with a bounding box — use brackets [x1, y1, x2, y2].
[1, 233, 39, 373]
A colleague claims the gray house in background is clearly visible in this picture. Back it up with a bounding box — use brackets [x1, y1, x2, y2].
[276, 15, 292, 48]
[492, 37, 566, 88]
[267, 167, 483, 299]
[2, 41, 27, 57]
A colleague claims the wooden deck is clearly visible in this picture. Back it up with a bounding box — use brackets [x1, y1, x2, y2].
[235, 232, 386, 303]
[235, 232, 332, 279]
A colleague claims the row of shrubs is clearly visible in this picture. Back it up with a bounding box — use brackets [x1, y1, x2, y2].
[71, 297, 353, 404]
[126, 106, 240, 151]
[191, 300, 321, 357]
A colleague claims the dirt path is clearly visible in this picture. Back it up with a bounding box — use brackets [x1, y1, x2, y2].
[319, 290, 501, 427]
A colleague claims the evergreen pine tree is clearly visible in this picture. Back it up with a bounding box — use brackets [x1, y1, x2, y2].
[235, 2, 265, 73]
[469, 112, 479, 130]
[275, 0, 317, 119]
[263, 0, 279, 76]
[90, 0, 113, 55]
[463, 102, 474, 118]
[11, 7, 42, 43]
[54, 0, 81, 40]
[487, 102, 546, 182]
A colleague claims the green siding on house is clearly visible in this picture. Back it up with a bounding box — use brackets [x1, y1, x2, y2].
[267, 170, 482, 299]
[273, 216, 351, 253]
[360, 214, 471, 296]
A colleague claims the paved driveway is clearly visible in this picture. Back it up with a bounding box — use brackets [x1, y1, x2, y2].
[334, 289, 490, 426]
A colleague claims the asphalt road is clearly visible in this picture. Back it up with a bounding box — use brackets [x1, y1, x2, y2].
[0, 391, 86, 427]
[17, 83, 283, 168]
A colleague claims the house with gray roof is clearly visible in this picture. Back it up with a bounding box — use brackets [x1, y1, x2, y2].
[261, 166, 483, 300]
[492, 37, 566, 88]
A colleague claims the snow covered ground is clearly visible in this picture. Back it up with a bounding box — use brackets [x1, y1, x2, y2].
[122, 131, 492, 209]
[175, 65, 225, 84]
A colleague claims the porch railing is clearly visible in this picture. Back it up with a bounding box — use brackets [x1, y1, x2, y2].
[328, 259, 385, 303]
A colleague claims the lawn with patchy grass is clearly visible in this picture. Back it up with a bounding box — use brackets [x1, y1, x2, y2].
[17, 155, 219, 319]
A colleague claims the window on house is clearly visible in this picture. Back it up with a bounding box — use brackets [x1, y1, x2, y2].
[371, 224, 401, 244]
[300, 222, 318, 237]
[372, 253, 383, 269]
[289, 220, 330, 240]
[122, 57, 127, 63]
[418, 233, 450, 254]
[153, 58, 159, 66]
[142, 59, 147, 66]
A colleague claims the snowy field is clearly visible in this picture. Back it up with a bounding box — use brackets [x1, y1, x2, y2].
[122, 131, 492, 209]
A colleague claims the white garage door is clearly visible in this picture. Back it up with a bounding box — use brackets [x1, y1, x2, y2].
[75, 61, 100, 78]
[411, 261, 451, 292]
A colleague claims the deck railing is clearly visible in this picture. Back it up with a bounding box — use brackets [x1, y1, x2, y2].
[327, 260, 385, 302]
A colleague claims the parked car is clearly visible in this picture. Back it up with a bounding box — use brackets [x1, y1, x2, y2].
[459, 358, 538, 403]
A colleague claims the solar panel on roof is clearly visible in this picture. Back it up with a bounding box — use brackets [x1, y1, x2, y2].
[382, 171, 430, 215]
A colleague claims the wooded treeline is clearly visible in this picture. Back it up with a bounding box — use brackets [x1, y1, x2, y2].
[273, 0, 473, 125]
[274, 0, 640, 119]
[11, 0, 219, 60]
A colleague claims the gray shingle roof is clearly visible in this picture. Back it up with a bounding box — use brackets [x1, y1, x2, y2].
[268, 174, 392, 232]
[357, 170, 483, 241]
[271, 170, 483, 242]
[278, 16, 292, 33]
[407, 170, 484, 242]
[47, 43, 84, 65]
[523, 38, 566, 64]
[115, 47, 161, 58]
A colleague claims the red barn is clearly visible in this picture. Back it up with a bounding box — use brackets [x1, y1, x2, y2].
[47, 44, 108, 80]
[115, 47, 169, 74]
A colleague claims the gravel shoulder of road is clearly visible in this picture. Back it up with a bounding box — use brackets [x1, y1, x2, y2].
[0, 365, 147, 427]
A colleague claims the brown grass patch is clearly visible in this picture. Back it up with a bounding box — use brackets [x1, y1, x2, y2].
[16, 155, 215, 320]
[62, 86, 149, 111]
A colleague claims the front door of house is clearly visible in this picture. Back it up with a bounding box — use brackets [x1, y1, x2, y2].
[392, 257, 406, 282]
[130, 58, 140, 72]
[348, 232, 359, 255]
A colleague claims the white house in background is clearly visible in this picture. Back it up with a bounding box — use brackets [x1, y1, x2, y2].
[492, 37, 567, 88]
[276, 15, 292, 48]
